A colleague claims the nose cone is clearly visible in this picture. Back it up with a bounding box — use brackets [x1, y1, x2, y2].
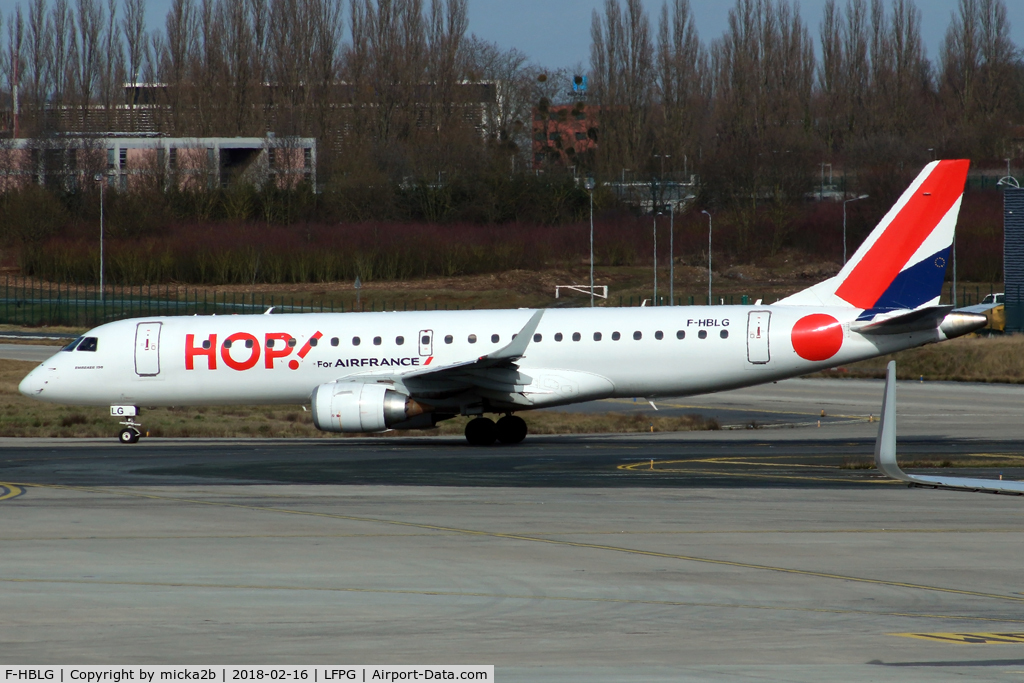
[19, 366, 45, 397]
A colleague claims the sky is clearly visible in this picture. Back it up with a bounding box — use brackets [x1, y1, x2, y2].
[1, 0, 1021, 72]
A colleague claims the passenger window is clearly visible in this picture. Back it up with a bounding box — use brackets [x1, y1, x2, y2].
[720, 330, 729, 339]
[266, 339, 274, 348]
[352, 337, 361, 346]
[223, 340, 232, 349]
[594, 332, 602, 341]
[698, 330, 708, 339]
[655, 331, 664, 340]
[633, 331, 642, 340]
[533, 333, 542, 342]
[309, 337, 318, 347]
[612, 331, 621, 341]
[572, 332, 581, 341]
[491, 334, 500, 343]
[445, 335, 453, 344]
[246, 339, 254, 348]
[202, 339, 211, 350]
[331, 337, 339, 347]
[396, 336, 405, 345]
[78, 337, 98, 352]
[373, 336, 382, 346]
[468, 334, 477, 344]
[676, 330, 685, 339]
[287, 338, 297, 347]
[62, 337, 83, 352]
[554, 333, 563, 342]
[421, 335, 430, 345]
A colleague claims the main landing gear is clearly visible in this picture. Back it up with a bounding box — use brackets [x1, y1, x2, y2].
[464, 414, 528, 446]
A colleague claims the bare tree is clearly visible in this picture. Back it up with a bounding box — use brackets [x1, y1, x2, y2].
[100, 0, 124, 129]
[941, 0, 1015, 152]
[74, 0, 103, 110]
[7, 7, 25, 136]
[123, 0, 146, 129]
[656, 0, 709, 172]
[48, 0, 73, 117]
[590, 0, 655, 175]
[26, 0, 51, 131]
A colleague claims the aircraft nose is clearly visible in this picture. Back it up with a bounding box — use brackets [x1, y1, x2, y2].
[19, 367, 45, 396]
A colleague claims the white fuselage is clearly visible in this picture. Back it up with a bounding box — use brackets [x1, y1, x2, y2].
[19, 305, 943, 411]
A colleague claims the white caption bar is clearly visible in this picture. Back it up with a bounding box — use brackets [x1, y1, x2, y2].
[1, 668, 493, 683]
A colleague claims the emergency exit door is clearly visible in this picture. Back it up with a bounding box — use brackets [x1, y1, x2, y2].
[135, 322, 162, 376]
[746, 311, 771, 364]
[418, 329, 433, 356]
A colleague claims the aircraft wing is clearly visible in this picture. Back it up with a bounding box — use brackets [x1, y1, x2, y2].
[874, 360, 1024, 495]
[403, 309, 545, 378]
[335, 310, 546, 405]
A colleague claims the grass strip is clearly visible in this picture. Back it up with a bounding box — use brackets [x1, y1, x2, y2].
[0, 359, 714, 438]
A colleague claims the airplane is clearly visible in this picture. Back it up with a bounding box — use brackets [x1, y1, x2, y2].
[18, 159, 988, 445]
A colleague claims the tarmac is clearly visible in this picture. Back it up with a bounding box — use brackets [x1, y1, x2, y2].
[3, 345, 1024, 680]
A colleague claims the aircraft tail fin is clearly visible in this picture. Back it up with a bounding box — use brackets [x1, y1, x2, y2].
[777, 160, 970, 314]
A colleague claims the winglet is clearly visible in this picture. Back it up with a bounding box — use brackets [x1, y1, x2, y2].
[874, 361, 909, 482]
[874, 360, 1024, 495]
[485, 310, 544, 362]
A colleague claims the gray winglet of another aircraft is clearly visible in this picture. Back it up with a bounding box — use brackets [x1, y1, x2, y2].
[874, 360, 1024, 495]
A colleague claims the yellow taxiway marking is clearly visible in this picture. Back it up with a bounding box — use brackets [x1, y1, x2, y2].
[617, 460, 894, 485]
[892, 632, 1024, 644]
[1, 575, 1022, 625]
[601, 398, 869, 421]
[2, 528, 1022, 542]
[9, 481, 1024, 606]
[0, 483, 24, 501]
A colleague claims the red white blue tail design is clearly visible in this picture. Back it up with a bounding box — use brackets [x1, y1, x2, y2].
[778, 160, 970, 317]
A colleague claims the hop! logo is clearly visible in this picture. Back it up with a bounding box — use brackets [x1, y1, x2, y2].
[186, 331, 322, 371]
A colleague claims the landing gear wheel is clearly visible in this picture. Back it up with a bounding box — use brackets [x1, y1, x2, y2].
[464, 417, 497, 446]
[118, 428, 141, 444]
[496, 415, 528, 444]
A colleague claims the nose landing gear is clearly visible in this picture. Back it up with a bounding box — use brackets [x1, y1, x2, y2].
[111, 406, 143, 444]
[118, 425, 141, 444]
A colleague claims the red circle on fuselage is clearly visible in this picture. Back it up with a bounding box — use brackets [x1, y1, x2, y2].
[791, 314, 843, 361]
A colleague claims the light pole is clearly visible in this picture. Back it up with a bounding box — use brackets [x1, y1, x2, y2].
[842, 194, 869, 265]
[653, 211, 661, 306]
[584, 177, 596, 307]
[654, 153, 670, 218]
[669, 201, 674, 306]
[819, 163, 832, 200]
[93, 172, 106, 304]
[701, 210, 712, 305]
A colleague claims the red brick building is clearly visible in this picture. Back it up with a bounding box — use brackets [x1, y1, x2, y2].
[532, 103, 598, 170]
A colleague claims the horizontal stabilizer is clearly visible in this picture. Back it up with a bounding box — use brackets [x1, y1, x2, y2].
[852, 306, 952, 335]
[874, 361, 1024, 495]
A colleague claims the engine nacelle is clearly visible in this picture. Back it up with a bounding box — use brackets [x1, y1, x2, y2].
[310, 382, 429, 433]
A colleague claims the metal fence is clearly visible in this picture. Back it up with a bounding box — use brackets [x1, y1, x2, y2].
[0, 276, 997, 329]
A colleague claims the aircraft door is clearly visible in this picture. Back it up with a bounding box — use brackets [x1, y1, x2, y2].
[746, 311, 771, 364]
[418, 329, 433, 356]
[135, 322, 162, 376]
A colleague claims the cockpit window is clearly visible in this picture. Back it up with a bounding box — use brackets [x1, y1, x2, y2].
[62, 337, 83, 351]
[77, 337, 98, 352]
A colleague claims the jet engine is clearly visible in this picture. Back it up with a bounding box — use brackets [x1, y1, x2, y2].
[311, 382, 431, 433]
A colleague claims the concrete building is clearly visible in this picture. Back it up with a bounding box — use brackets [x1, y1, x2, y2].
[0, 135, 316, 192]
[532, 103, 598, 170]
